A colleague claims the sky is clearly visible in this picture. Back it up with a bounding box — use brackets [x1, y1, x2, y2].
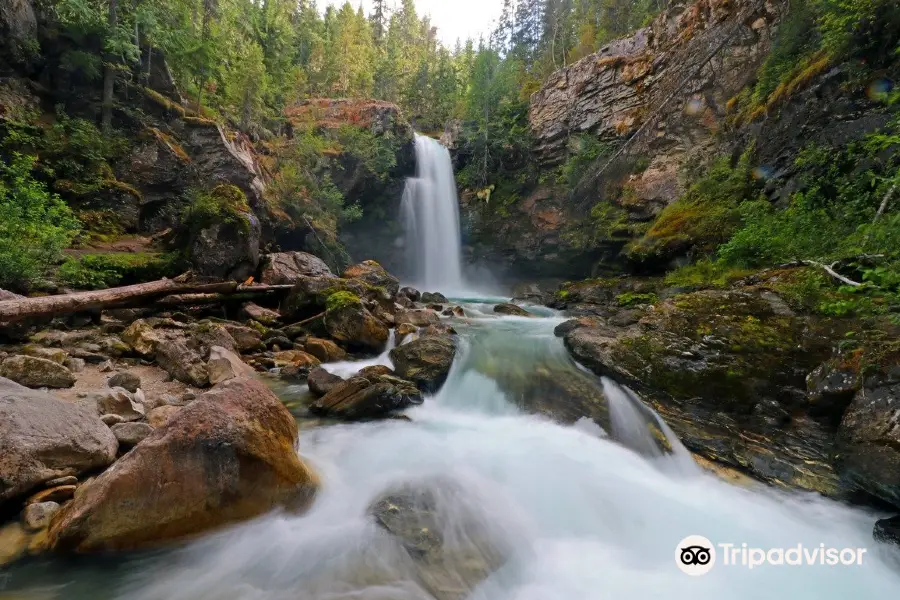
[322, 0, 506, 46]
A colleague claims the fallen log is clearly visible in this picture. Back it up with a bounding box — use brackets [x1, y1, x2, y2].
[0, 274, 293, 324]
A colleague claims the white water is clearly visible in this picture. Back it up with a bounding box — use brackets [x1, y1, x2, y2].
[8, 303, 900, 598]
[400, 134, 465, 293]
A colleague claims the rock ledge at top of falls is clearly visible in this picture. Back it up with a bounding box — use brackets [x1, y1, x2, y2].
[48, 377, 319, 552]
[529, 0, 782, 166]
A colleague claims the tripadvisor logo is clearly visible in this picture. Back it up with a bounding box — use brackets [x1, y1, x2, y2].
[675, 535, 867, 576]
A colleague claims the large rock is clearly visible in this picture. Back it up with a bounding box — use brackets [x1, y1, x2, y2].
[310, 375, 422, 420]
[281, 275, 372, 318]
[207, 346, 256, 386]
[493, 303, 533, 317]
[108, 371, 141, 393]
[304, 337, 348, 362]
[48, 378, 320, 552]
[389, 335, 457, 393]
[369, 480, 510, 600]
[95, 387, 146, 422]
[836, 374, 900, 508]
[259, 252, 332, 284]
[188, 212, 261, 282]
[0, 0, 37, 64]
[0, 355, 75, 389]
[324, 300, 390, 353]
[395, 308, 440, 327]
[342, 260, 400, 296]
[307, 367, 344, 397]
[0, 378, 117, 502]
[155, 336, 209, 387]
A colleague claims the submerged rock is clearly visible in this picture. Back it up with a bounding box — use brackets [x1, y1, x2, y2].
[493, 303, 533, 317]
[390, 335, 457, 393]
[309, 375, 422, 420]
[0, 355, 76, 389]
[369, 480, 510, 600]
[307, 367, 343, 397]
[49, 378, 320, 552]
[0, 378, 117, 502]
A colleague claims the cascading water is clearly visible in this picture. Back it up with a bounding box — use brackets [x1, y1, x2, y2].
[6, 140, 900, 599]
[400, 134, 465, 293]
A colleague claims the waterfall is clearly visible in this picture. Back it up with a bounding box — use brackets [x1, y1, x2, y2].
[400, 133, 464, 292]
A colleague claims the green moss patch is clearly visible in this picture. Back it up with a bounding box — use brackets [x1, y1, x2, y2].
[325, 291, 362, 312]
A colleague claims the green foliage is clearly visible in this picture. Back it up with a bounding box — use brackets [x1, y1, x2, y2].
[58, 252, 183, 289]
[182, 184, 251, 235]
[627, 152, 760, 263]
[558, 135, 615, 187]
[664, 259, 754, 290]
[0, 154, 81, 291]
[616, 291, 658, 307]
[325, 291, 362, 312]
[336, 125, 398, 181]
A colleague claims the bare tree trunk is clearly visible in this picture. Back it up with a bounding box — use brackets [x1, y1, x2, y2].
[101, 0, 119, 135]
[0, 276, 294, 324]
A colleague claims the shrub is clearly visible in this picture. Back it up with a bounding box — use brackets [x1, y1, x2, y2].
[0, 154, 81, 290]
[626, 152, 760, 263]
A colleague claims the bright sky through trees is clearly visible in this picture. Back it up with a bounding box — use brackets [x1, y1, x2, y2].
[323, 0, 506, 45]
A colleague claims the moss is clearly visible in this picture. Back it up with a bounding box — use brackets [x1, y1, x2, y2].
[325, 291, 361, 312]
[147, 127, 191, 163]
[664, 259, 754, 291]
[183, 184, 251, 235]
[616, 292, 658, 307]
[57, 252, 184, 289]
[142, 88, 188, 118]
[182, 116, 218, 128]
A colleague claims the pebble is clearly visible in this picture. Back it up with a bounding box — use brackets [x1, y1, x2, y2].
[21, 502, 60, 532]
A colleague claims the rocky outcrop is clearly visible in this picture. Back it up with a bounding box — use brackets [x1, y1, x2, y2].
[0, 0, 36, 66]
[530, 0, 782, 165]
[48, 378, 319, 552]
[389, 335, 457, 393]
[0, 378, 117, 503]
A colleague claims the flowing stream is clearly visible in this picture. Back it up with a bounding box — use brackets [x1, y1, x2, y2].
[5, 301, 900, 598]
[4, 136, 900, 597]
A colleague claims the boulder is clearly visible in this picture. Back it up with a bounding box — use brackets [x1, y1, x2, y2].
[95, 388, 146, 422]
[399, 286, 421, 301]
[309, 375, 422, 420]
[307, 367, 344, 397]
[155, 336, 209, 388]
[259, 251, 332, 284]
[395, 322, 418, 343]
[241, 302, 281, 325]
[358, 365, 393, 378]
[111, 422, 154, 447]
[107, 371, 141, 393]
[48, 378, 320, 552]
[281, 275, 371, 317]
[188, 211, 261, 281]
[389, 336, 457, 393]
[0, 355, 76, 389]
[324, 301, 390, 353]
[343, 260, 400, 296]
[22, 502, 60, 532]
[207, 345, 255, 386]
[837, 376, 900, 508]
[21, 345, 68, 365]
[304, 337, 348, 362]
[493, 303, 533, 317]
[420, 292, 449, 304]
[395, 308, 440, 327]
[0, 378, 118, 502]
[874, 515, 900, 546]
[147, 405, 182, 428]
[369, 480, 510, 600]
[121, 319, 163, 356]
[220, 323, 265, 352]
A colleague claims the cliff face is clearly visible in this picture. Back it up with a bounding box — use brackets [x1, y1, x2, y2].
[531, 0, 782, 165]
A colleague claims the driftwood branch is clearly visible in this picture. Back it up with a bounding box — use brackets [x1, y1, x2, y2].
[802, 261, 863, 287]
[0, 273, 295, 324]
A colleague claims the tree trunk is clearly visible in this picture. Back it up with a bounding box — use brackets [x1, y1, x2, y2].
[0, 277, 293, 324]
[101, 0, 119, 134]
